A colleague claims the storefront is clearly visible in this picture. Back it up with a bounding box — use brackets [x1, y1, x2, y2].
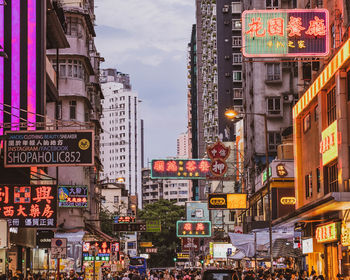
[341, 212, 350, 276]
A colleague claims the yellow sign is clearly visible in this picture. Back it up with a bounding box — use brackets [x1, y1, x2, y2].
[177, 252, 190, 259]
[209, 197, 226, 206]
[280, 197, 296, 205]
[341, 222, 350, 246]
[315, 222, 339, 243]
[320, 121, 338, 165]
[78, 138, 90, 150]
[227, 194, 247, 209]
[140, 242, 153, 247]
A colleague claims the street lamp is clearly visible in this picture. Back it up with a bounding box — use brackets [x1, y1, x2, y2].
[224, 108, 274, 273]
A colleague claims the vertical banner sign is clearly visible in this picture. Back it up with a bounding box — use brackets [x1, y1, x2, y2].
[242, 9, 329, 57]
[0, 185, 57, 227]
[206, 141, 230, 179]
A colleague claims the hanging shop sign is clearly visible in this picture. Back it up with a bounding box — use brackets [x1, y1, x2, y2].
[302, 238, 313, 254]
[176, 221, 211, 238]
[58, 186, 88, 208]
[320, 121, 338, 166]
[177, 252, 190, 259]
[36, 230, 54, 248]
[341, 221, 350, 247]
[4, 130, 94, 167]
[276, 164, 288, 177]
[182, 237, 200, 252]
[208, 193, 247, 210]
[113, 223, 146, 232]
[146, 220, 161, 232]
[315, 222, 340, 243]
[140, 242, 153, 248]
[280, 197, 296, 205]
[82, 241, 113, 261]
[242, 9, 329, 57]
[151, 159, 211, 179]
[114, 216, 136, 224]
[145, 247, 157, 254]
[262, 167, 272, 184]
[206, 141, 230, 179]
[0, 184, 57, 228]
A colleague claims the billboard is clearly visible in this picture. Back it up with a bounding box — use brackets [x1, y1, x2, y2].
[82, 241, 115, 261]
[151, 159, 211, 179]
[176, 221, 211, 238]
[320, 120, 338, 166]
[58, 186, 88, 208]
[212, 243, 235, 259]
[242, 9, 329, 57]
[4, 130, 94, 167]
[208, 193, 247, 210]
[0, 185, 57, 228]
[186, 202, 209, 221]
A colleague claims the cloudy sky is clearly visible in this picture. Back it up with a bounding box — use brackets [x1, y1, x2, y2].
[95, 0, 195, 166]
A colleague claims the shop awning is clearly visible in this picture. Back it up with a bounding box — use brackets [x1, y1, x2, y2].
[273, 192, 350, 228]
[85, 223, 116, 242]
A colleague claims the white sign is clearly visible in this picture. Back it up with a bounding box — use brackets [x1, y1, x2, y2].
[213, 243, 235, 259]
[302, 238, 313, 254]
[111, 264, 118, 272]
[140, 253, 150, 259]
[0, 220, 8, 248]
[51, 238, 67, 259]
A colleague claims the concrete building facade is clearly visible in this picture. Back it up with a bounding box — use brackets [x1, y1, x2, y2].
[99, 69, 143, 208]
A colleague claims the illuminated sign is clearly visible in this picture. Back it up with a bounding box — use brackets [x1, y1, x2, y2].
[140, 242, 152, 248]
[0, 185, 57, 228]
[341, 222, 350, 247]
[280, 197, 296, 205]
[315, 222, 339, 243]
[145, 248, 157, 253]
[114, 216, 136, 224]
[177, 252, 190, 259]
[176, 221, 211, 237]
[302, 238, 313, 254]
[208, 193, 247, 210]
[4, 130, 94, 167]
[293, 38, 350, 118]
[181, 237, 199, 252]
[276, 164, 288, 177]
[242, 9, 329, 57]
[151, 159, 211, 179]
[262, 167, 272, 184]
[82, 241, 117, 261]
[207, 141, 230, 178]
[58, 186, 88, 208]
[113, 223, 146, 232]
[320, 121, 338, 165]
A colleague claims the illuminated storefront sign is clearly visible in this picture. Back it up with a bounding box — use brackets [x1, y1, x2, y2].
[4, 130, 94, 167]
[58, 186, 88, 208]
[207, 141, 230, 178]
[151, 159, 211, 179]
[177, 252, 190, 259]
[276, 164, 288, 177]
[176, 221, 211, 237]
[341, 222, 350, 247]
[320, 121, 338, 165]
[114, 216, 136, 224]
[302, 238, 313, 254]
[293, 38, 350, 118]
[280, 197, 296, 205]
[0, 185, 57, 228]
[82, 241, 117, 261]
[208, 193, 247, 210]
[242, 9, 329, 57]
[315, 222, 339, 243]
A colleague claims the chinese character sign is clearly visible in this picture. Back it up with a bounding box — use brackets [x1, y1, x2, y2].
[151, 159, 211, 179]
[242, 9, 329, 57]
[82, 241, 112, 261]
[176, 221, 211, 237]
[0, 185, 57, 228]
[58, 186, 88, 208]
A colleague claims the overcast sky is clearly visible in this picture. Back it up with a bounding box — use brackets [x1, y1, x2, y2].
[95, 0, 195, 166]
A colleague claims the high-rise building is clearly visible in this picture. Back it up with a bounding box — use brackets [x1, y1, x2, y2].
[177, 132, 189, 158]
[100, 69, 143, 208]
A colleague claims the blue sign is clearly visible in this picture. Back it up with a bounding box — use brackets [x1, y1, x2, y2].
[186, 202, 210, 221]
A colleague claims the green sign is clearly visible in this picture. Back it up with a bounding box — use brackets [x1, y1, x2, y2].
[146, 220, 161, 232]
[83, 256, 110, 261]
[262, 167, 272, 183]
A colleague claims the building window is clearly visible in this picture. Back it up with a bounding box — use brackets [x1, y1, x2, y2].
[57, 101, 62, 120]
[324, 161, 338, 194]
[266, 0, 279, 9]
[266, 63, 281, 81]
[268, 131, 281, 151]
[229, 211, 236, 222]
[66, 16, 83, 37]
[114, 196, 119, 204]
[233, 88, 243, 99]
[69, 100, 77, 120]
[233, 71, 242, 81]
[231, 2, 241, 13]
[127, 242, 136, 249]
[233, 54, 242, 64]
[232, 36, 242, 47]
[267, 97, 281, 116]
[305, 173, 312, 198]
[232, 19, 242, 30]
[316, 167, 321, 193]
[303, 113, 311, 132]
[327, 87, 336, 125]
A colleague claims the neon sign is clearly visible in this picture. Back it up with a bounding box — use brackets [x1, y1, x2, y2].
[151, 159, 211, 179]
[320, 121, 338, 165]
[242, 9, 329, 57]
[315, 222, 339, 243]
[176, 221, 211, 237]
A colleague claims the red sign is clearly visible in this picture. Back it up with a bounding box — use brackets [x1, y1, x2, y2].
[118, 216, 136, 223]
[209, 159, 228, 177]
[0, 185, 57, 228]
[207, 141, 230, 161]
[182, 238, 199, 252]
[145, 247, 158, 253]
